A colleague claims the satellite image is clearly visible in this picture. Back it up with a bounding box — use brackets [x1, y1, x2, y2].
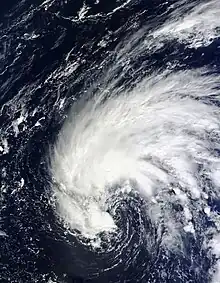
[0, 0, 220, 282]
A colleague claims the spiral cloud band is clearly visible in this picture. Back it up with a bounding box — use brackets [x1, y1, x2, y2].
[50, 1, 220, 282]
